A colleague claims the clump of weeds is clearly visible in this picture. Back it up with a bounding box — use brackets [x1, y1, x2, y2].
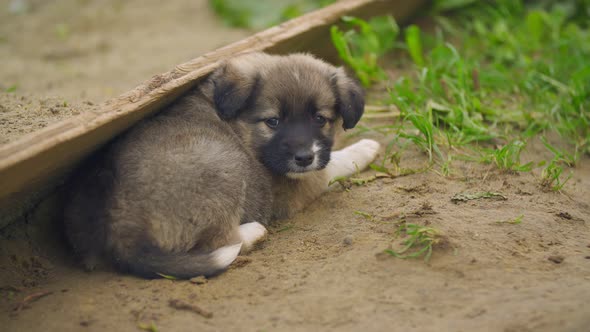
[540, 160, 573, 191]
[476, 140, 533, 173]
[539, 136, 575, 191]
[331, 15, 399, 86]
[330, 0, 589, 190]
[385, 222, 447, 262]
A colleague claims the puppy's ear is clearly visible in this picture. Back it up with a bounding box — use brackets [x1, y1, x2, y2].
[209, 63, 261, 120]
[331, 68, 365, 130]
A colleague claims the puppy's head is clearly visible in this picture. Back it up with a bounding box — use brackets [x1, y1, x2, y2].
[205, 53, 364, 176]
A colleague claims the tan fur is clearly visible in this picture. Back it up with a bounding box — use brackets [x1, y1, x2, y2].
[64, 52, 376, 279]
[207, 53, 362, 219]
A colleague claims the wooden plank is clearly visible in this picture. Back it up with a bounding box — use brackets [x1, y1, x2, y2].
[0, 0, 429, 225]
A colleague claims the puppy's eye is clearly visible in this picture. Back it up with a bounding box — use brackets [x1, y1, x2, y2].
[265, 118, 280, 128]
[314, 115, 327, 127]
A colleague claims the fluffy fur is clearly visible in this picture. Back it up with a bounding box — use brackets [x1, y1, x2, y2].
[64, 53, 380, 279]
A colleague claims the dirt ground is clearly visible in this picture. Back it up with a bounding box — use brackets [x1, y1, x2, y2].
[1, 1, 590, 332]
[1, 136, 589, 332]
[0, 0, 250, 144]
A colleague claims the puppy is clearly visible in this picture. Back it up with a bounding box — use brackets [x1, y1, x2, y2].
[64, 53, 380, 279]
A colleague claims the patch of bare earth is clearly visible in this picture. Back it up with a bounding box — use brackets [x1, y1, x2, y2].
[0, 0, 250, 144]
[2, 130, 589, 331]
[1, 1, 590, 331]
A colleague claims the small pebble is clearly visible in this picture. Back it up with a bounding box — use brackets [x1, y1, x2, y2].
[548, 255, 564, 264]
[343, 236, 353, 246]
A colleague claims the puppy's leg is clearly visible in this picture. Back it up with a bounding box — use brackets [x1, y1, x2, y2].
[239, 222, 268, 253]
[325, 139, 381, 186]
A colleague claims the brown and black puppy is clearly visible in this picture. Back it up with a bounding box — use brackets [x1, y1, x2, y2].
[64, 53, 380, 279]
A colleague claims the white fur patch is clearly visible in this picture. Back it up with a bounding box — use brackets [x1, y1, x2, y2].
[326, 139, 381, 182]
[312, 141, 321, 153]
[239, 222, 268, 251]
[211, 243, 242, 269]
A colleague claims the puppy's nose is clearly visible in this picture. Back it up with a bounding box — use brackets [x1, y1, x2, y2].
[294, 151, 314, 167]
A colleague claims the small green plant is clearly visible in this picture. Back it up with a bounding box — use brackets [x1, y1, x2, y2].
[55, 23, 69, 40]
[398, 112, 442, 163]
[330, 15, 399, 86]
[156, 272, 178, 280]
[541, 160, 573, 191]
[540, 136, 578, 167]
[478, 140, 533, 172]
[404, 25, 424, 66]
[385, 223, 444, 262]
[369, 143, 430, 177]
[329, 173, 388, 190]
[5, 85, 17, 93]
[138, 322, 159, 332]
[354, 210, 375, 222]
[495, 214, 523, 225]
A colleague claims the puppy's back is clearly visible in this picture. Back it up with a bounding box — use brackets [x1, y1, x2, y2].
[64, 91, 271, 278]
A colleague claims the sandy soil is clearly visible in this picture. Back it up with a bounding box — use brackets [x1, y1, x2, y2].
[0, 0, 250, 144]
[1, 131, 589, 331]
[1, 1, 590, 332]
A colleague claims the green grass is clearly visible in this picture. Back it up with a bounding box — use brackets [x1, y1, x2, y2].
[404, 25, 424, 67]
[155, 272, 178, 280]
[329, 173, 388, 190]
[331, 16, 398, 86]
[55, 23, 70, 40]
[384, 223, 444, 262]
[477, 140, 533, 173]
[541, 160, 573, 191]
[331, 0, 589, 187]
[495, 214, 524, 225]
[210, 0, 335, 28]
[540, 136, 578, 167]
[138, 322, 159, 332]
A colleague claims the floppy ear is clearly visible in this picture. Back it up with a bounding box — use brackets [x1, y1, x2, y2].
[209, 63, 261, 120]
[331, 68, 365, 130]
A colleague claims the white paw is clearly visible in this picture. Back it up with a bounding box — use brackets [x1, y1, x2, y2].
[239, 222, 268, 252]
[355, 139, 381, 161]
[326, 139, 381, 181]
[211, 243, 242, 269]
[345, 139, 381, 171]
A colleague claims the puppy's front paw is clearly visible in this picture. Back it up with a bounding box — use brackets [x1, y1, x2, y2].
[355, 139, 381, 162]
[346, 139, 381, 171]
[327, 139, 382, 180]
